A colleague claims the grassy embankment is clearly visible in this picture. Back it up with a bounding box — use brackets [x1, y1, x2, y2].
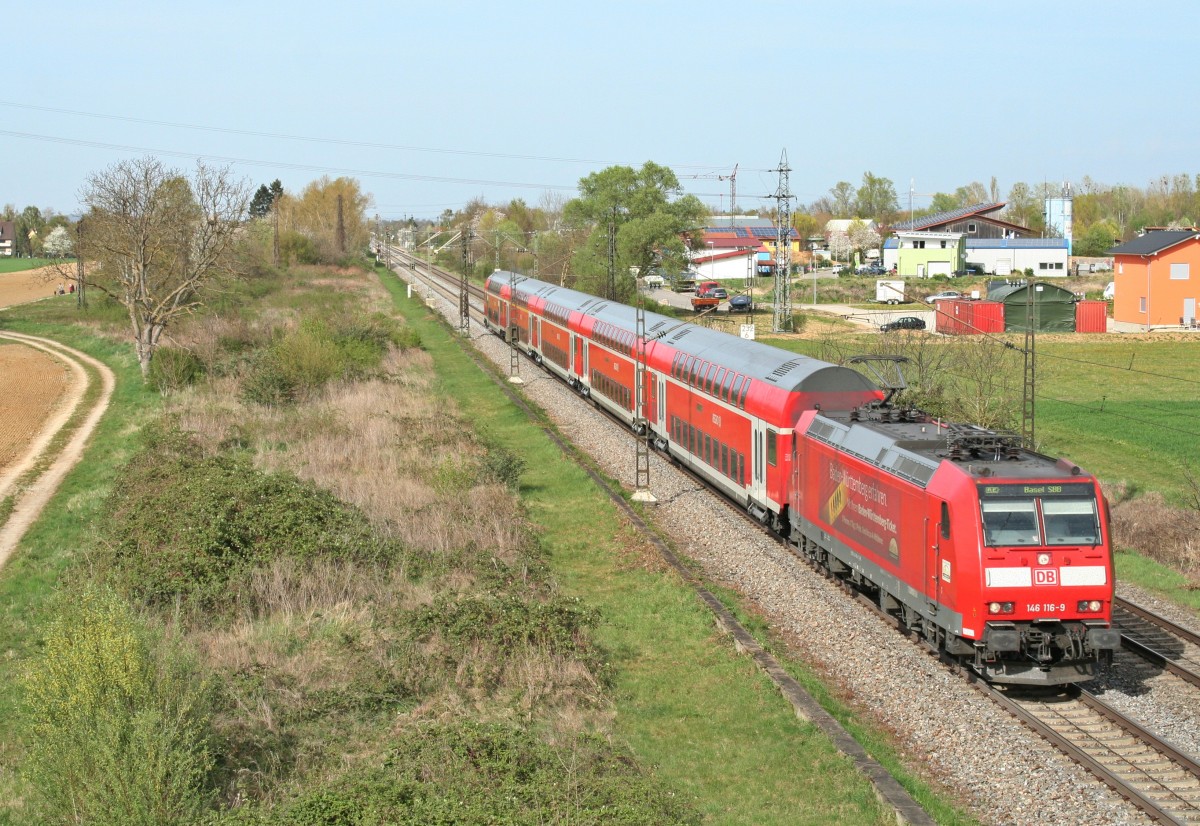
[0, 266, 972, 824]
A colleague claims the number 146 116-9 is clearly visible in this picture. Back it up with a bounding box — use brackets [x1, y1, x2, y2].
[1026, 603, 1066, 613]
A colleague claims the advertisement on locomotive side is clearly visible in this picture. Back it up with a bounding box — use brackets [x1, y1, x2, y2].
[816, 455, 906, 564]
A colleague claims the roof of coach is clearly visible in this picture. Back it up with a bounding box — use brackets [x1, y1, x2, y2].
[488, 271, 877, 396]
[807, 409, 1091, 489]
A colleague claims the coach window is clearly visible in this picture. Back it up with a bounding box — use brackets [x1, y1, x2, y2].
[721, 444, 729, 475]
[706, 364, 719, 394]
[713, 368, 726, 397]
[766, 428, 777, 467]
[738, 380, 751, 409]
[940, 502, 951, 540]
[722, 371, 735, 401]
[730, 375, 744, 404]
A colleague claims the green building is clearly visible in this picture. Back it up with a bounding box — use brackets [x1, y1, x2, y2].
[894, 231, 965, 278]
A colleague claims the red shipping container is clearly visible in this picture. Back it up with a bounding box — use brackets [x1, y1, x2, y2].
[1075, 300, 1108, 333]
[972, 301, 1005, 334]
[935, 300, 1004, 335]
[936, 299, 972, 335]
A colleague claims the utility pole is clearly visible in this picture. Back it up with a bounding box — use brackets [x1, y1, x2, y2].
[607, 206, 618, 300]
[770, 150, 793, 332]
[336, 194, 346, 255]
[272, 200, 280, 268]
[75, 217, 87, 309]
[632, 287, 654, 502]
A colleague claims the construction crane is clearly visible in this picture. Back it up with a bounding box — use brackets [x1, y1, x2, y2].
[687, 165, 738, 220]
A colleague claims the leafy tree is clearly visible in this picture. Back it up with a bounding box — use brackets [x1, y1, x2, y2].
[15, 205, 45, 257]
[279, 176, 372, 264]
[929, 192, 960, 213]
[21, 584, 215, 825]
[79, 156, 250, 378]
[954, 181, 989, 206]
[563, 162, 706, 299]
[1004, 182, 1042, 230]
[1075, 220, 1121, 256]
[828, 181, 856, 216]
[854, 171, 898, 223]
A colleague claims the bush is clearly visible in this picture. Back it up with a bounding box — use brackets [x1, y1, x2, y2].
[21, 584, 215, 825]
[148, 346, 205, 394]
[212, 721, 698, 825]
[241, 317, 419, 405]
[99, 423, 411, 609]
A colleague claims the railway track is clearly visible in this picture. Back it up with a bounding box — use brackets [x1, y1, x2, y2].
[384, 249, 1200, 824]
[991, 685, 1200, 824]
[1115, 597, 1200, 690]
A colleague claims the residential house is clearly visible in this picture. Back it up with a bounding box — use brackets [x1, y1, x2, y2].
[888, 231, 965, 278]
[0, 221, 14, 257]
[1108, 229, 1200, 327]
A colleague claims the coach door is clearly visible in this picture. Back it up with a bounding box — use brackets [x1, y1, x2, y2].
[750, 420, 767, 503]
[573, 335, 584, 379]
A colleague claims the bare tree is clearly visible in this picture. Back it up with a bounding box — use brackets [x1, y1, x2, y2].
[79, 156, 250, 378]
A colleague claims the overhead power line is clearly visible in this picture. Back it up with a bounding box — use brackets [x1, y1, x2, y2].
[0, 129, 579, 191]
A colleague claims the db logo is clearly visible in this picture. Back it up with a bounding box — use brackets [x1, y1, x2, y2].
[1034, 568, 1059, 585]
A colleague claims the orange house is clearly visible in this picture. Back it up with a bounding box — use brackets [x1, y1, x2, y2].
[1109, 229, 1200, 327]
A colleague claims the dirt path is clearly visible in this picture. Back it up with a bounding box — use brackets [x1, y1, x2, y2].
[0, 328, 116, 571]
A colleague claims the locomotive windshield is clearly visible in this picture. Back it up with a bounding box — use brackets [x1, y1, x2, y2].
[978, 483, 1101, 547]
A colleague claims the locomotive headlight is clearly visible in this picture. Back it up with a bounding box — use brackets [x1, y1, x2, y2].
[989, 602, 1002, 614]
[1037, 552, 1051, 565]
[988, 602, 1015, 615]
[1077, 600, 1103, 613]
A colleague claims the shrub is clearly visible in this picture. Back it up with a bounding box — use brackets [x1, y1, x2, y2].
[148, 346, 205, 394]
[213, 721, 698, 825]
[21, 584, 215, 825]
[99, 423, 411, 609]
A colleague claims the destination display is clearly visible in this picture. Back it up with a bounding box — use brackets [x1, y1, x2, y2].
[977, 482, 1094, 499]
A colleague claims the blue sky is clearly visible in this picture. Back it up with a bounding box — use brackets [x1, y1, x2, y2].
[3, 1, 1195, 220]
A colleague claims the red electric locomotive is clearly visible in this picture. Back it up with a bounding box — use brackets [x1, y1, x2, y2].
[483, 271, 1119, 684]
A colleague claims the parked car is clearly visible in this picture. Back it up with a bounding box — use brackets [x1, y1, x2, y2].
[642, 274, 665, 288]
[709, 287, 728, 299]
[857, 263, 886, 275]
[729, 294, 753, 312]
[831, 264, 845, 275]
[1103, 282, 1115, 300]
[880, 316, 927, 333]
[925, 290, 962, 302]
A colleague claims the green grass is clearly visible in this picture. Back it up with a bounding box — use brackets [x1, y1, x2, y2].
[0, 258, 54, 274]
[1116, 552, 1200, 612]
[377, 266, 969, 825]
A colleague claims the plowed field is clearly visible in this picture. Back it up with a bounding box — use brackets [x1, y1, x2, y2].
[0, 343, 72, 473]
[0, 265, 63, 308]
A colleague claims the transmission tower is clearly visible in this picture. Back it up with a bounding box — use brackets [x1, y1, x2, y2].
[770, 150, 793, 332]
[1021, 282, 1037, 447]
[459, 230, 471, 335]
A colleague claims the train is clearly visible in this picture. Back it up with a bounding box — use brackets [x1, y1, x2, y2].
[483, 271, 1120, 685]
